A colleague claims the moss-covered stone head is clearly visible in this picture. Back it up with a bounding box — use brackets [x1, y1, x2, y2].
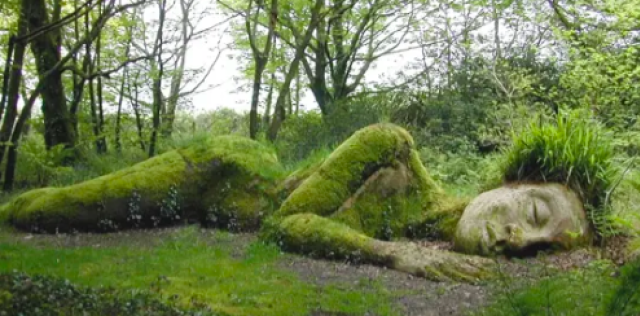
[454, 183, 592, 256]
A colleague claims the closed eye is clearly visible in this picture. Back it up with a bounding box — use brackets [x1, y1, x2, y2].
[531, 199, 550, 226]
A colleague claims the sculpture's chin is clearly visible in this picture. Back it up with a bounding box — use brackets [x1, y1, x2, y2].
[502, 241, 556, 258]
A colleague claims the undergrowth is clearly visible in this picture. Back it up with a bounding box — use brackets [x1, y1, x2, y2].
[0, 271, 219, 316]
[475, 257, 640, 316]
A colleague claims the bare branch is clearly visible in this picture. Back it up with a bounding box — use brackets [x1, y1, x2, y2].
[61, 55, 151, 80]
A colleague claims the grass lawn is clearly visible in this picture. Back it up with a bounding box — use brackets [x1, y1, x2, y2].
[0, 225, 401, 316]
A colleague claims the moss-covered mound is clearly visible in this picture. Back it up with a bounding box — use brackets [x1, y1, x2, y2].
[270, 123, 444, 240]
[1, 136, 284, 233]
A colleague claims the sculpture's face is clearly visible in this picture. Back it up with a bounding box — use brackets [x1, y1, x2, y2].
[454, 184, 591, 256]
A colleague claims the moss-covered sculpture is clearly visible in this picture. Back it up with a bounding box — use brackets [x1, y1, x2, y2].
[0, 136, 284, 233]
[0, 123, 492, 282]
[261, 123, 492, 281]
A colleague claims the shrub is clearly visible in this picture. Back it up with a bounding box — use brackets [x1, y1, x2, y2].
[12, 134, 75, 189]
[499, 110, 618, 232]
[475, 260, 618, 316]
[418, 137, 503, 197]
[275, 97, 387, 164]
[0, 271, 220, 316]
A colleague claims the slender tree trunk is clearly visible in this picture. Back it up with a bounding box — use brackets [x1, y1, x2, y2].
[247, 0, 277, 139]
[95, 1, 107, 153]
[29, 0, 76, 152]
[148, 65, 163, 157]
[0, 2, 29, 182]
[162, 0, 191, 139]
[115, 67, 127, 153]
[249, 59, 267, 138]
[115, 41, 133, 153]
[88, 70, 102, 153]
[0, 37, 15, 123]
[3, 92, 34, 191]
[263, 72, 274, 126]
[294, 68, 300, 115]
[268, 0, 321, 141]
[128, 72, 146, 151]
[19, 78, 31, 137]
[492, 0, 501, 61]
[148, 0, 167, 157]
[69, 0, 83, 134]
[84, 9, 102, 154]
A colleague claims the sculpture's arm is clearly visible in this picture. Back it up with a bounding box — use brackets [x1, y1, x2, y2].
[262, 213, 494, 283]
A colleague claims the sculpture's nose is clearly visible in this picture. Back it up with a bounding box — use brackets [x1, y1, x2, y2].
[485, 222, 523, 252]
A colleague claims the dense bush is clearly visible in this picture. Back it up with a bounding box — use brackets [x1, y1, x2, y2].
[418, 139, 502, 197]
[0, 271, 220, 316]
[275, 95, 388, 164]
[498, 110, 618, 232]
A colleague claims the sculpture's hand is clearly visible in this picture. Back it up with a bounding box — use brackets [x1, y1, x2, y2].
[374, 241, 495, 283]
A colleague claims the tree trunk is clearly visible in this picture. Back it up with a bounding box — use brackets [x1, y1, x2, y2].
[0, 1, 29, 182]
[268, 0, 321, 141]
[294, 68, 300, 115]
[148, 74, 162, 157]
[0, 37, 15, 123]
[3, 94, 33, 191]
[492, 0, 501, 61]
[129, 72, 146, 152]
[148, 0, 167, 158]
[246, 0, 277, 139]
[249, 59, 267, 138]
[28, 0, 76, 152]
[19, 78, 31, 137]
[162, 0, 191, 139]
[263, 71, 275, 126]
[95, 1, 107, 153]
[69, 0, 83, 134]
[84, 9, 102, 154]
[115, 67, 127, 153]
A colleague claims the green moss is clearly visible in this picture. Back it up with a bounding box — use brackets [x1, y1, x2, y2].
[3, 136, 284, 233]
[272, 124, 444, 240]
[264, 213, 381, 263]
[407, 196, 469, 241]
[627, 237, 640, 261]
[201, 168, 277, 232]
[274, 123, 416, 219]
[275, 158, 324, 202]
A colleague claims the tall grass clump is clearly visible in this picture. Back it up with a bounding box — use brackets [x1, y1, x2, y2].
[499, 110, 618, 233]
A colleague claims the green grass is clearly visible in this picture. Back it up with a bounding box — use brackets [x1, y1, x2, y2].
[475, 260, 616, 316]
[499, 110, 618, 233]
[0, 226, 399, 316]
[475, 257, 640, 316]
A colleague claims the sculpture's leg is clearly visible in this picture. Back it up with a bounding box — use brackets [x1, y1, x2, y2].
[263, 213, 495, 283]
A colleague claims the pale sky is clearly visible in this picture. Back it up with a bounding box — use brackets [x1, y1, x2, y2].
[178, 2, 427, 115]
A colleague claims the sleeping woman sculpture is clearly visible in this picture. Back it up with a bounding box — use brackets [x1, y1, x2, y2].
[0, 124, 592, 282]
